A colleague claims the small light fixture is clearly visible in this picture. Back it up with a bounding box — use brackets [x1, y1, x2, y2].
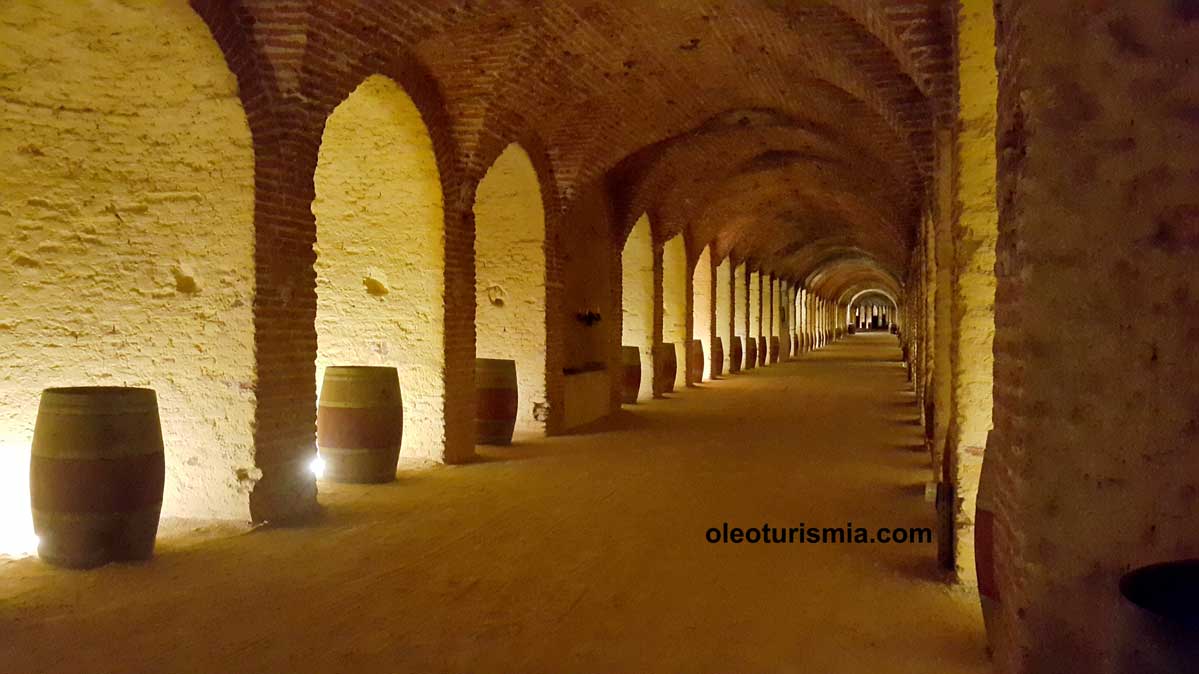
[309, 455, 326, 480]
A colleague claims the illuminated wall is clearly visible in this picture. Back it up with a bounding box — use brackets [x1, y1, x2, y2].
[691, 246, 713, 381]
[314, 75, 446, 461]
[661, 234, 688, 388]
[715, 255, 732, 374]
[750, 271, 763, 345]
[0, 0, 256, 537]
[621, 214, 654, 400]
[946, 2, 998, 586]
[474, 144, 547, 433]
[734, 262, 748, 364]
[768, 276, 778, 343]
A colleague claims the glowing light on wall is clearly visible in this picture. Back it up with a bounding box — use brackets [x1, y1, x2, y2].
[314, 74, 446, 461]
[621, 214, 655, 400]
[474, 143, 548, 433]
[662, 235, 688, 388]
[308, 455, 327, 480]
[0, 440, 38, 557]
[0, 0, 257, 521]
[691, 246, 713, 380]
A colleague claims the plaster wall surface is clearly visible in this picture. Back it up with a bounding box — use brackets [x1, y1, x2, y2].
[621, 215, 654, 401]
[314, 75, 446, 461]
[474, 144, 547, 432]
[931, 132, 955, 482]
[991, 3, 1199, 672]
[662, 235, 687, 388]
[734, 262, 747, 342]
[948, 3, 998, 586]
[0, 0, 256, 522]
[798, 289, 807, 343]
[715, 255, 732, 372]
[768, 277, 778, 339]
[692, 246, 713, 381]
[921, 209, 937, 428]
[750, 271, 763, 342]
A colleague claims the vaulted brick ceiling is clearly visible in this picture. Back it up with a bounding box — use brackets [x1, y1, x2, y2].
[317, 0, 953, 297]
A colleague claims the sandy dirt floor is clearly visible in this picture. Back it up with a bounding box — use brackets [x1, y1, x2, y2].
[0, 333, 990, 673]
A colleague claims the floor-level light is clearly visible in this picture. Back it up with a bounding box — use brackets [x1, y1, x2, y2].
[309, 454, 326, 480]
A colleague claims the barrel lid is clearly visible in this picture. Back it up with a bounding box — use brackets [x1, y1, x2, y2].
[39, 387, 158, 414]
[475, 358, 516, 369]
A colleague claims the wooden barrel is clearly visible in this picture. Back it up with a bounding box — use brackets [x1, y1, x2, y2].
[744, 337, 757, 370]
[317, 366, 403, 483]
[729, 336, 743, 374]
[758, 336, 768, 366]
[653, 343, 677, 395]
[936, 480, 955, 570]
[30, 387, 165, 569]
[976, 439, 1003, 657]
[792, 334, 799, 356]
[620, 346, 641, 404]
[769, 336, 780, 363]
[476, 358, 518, 445]
[686, 340, 705, 384]
[848, 324, 857, 334]
[711, 337, 724, 378]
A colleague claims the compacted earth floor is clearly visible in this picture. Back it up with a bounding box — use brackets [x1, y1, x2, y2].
[0, 333, 989, 673]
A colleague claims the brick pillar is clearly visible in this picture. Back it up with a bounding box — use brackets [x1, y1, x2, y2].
[990, 2, 1199, 672]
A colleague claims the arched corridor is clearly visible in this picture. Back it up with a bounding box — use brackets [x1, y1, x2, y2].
[0, 334, 988, 674]
[3, 2, 1197, 672]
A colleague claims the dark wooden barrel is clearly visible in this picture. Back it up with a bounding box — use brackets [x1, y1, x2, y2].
[976, 446, 1002, 655]
[769, 336, 780, 363]
[711, 337, 724, 378]
[317, 366, 403, 483]
[653, 343, 677, 395]
[758, 336, 769, 366]
[729, 336, 743, 374]
[30, 387, 165, 569]
[1121, 560, 1199, 627]
[744, 337, 757, 370]
[476, 358, 518, 445]
[792, 334, 799, 356]
[848, 324, 857, 334]
[621, 346, 641, 404]
[936, 481, 955, 570]
[686, 340, 704, 384]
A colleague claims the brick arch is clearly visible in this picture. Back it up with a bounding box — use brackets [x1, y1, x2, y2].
[618, 121, 914, 245]
[512, 3, 934, 191]
[190, 0, 318, 521]
[613, 121, 911, 257]
[567, 77, 926, 207]
[307, 51, 464, 206]
[783, 241, 901, 282]
[691, 163, 911, 260]
[807, 262, 902, 301]
[299, 45, 479, 464]
[821, 0, 953, 108]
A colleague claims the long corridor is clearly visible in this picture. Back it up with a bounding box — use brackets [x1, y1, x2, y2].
[0, 335, 987, 674]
